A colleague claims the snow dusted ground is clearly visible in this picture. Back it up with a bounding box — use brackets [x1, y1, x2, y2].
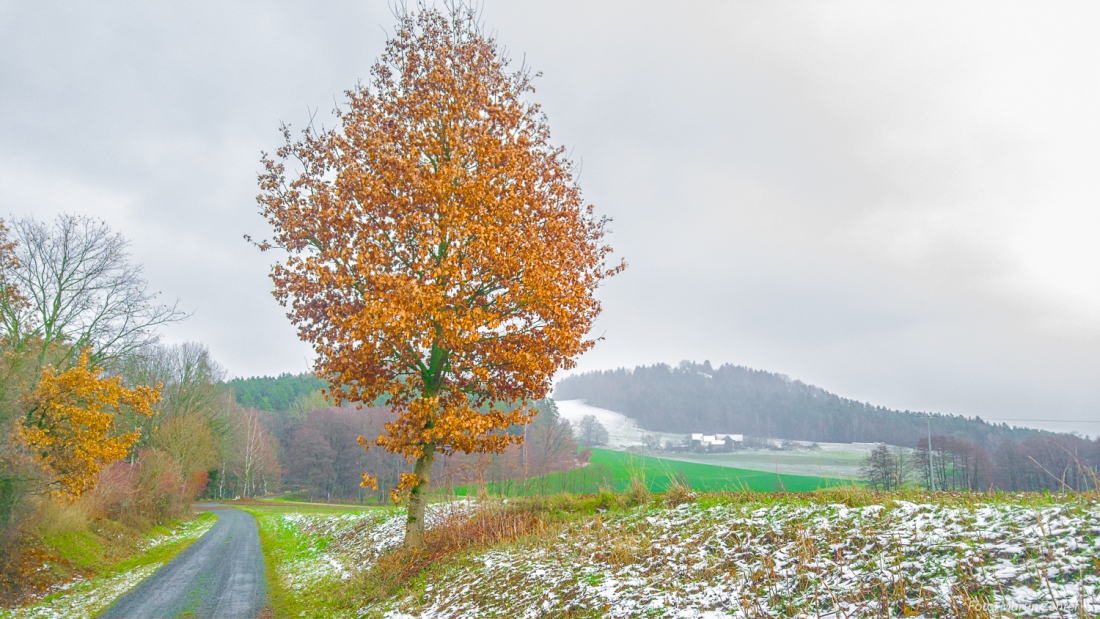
[0, 516, 216, 619]
[271, 496, 1100, 618]
[269, 502, 475, 593]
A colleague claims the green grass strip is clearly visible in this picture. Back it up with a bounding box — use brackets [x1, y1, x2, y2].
[453, 448, 848, 496]
[243, 506, 359, 619]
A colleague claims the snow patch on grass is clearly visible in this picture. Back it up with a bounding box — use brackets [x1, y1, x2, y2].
[140, 515, 217, 551]
[380, 499, 1100, 618]
[273, 501, 475, 592]
[0, 565, 160, 619]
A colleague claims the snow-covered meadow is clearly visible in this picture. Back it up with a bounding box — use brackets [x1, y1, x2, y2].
[270, 495, 1100, 618]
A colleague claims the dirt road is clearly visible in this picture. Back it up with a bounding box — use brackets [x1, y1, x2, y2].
[99, 506, 267, 619]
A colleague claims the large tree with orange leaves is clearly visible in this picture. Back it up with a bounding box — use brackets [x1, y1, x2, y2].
[257, 5, 622, 547]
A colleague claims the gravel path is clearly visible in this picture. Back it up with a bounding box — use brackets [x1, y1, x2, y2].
[99, 507, 267, 619]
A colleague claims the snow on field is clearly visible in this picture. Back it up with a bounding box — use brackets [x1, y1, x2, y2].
[0, 516, 215, 619]
[271, 501, 475, 592]
[275, 497, 1100, 618]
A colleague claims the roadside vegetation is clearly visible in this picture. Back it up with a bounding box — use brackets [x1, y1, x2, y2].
[0, 511, 215, 619]
[0, 214, 278, 605]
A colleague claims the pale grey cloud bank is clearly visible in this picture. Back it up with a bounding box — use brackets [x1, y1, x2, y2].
[2, 2, 1098, 434]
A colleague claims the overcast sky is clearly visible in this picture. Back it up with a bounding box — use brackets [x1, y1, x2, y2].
[2, 2, 1098, 434]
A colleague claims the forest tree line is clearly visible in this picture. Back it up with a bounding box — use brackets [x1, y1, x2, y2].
[237, 380, 581, 503]
[228, 373, 326, 413]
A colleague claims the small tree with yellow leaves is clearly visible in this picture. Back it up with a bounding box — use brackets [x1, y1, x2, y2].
[23, 351, 159, 499]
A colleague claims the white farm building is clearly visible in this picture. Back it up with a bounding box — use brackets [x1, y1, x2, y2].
[691, 433, 744, 446]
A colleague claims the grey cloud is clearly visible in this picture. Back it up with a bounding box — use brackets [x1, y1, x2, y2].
[2, 1, 1098, 434]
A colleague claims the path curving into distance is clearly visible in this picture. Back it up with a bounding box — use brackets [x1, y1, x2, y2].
[99, 506, 267, 619]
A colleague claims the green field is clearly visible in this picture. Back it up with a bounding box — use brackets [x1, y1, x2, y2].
[453, 448, 845, 496]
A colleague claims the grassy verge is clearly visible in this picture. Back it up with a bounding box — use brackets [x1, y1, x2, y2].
[253, 488, 1100, 619]
[451, 447, 844, 497]
[231, 497, 372, 512]
[0, 511, 217, 619]
[238, 502, 388, 618]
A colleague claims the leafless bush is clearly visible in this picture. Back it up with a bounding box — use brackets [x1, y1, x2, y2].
[89, 450, 188, 528]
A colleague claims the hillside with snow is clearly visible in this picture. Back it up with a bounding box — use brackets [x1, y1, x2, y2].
[253, 493, 1100, 618]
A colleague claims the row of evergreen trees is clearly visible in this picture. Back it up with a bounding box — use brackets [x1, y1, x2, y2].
[227, 373, 326, 412]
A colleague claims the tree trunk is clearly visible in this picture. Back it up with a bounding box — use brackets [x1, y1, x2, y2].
[404, 441, 436, 549]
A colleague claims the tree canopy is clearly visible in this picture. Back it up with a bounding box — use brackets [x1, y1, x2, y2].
[0, 214, 184, 368]
[256, 5, 621, 546]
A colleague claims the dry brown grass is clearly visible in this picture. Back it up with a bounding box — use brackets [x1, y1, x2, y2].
[0, 542, 72, 606]
[624, 475, 651, 507]
[662, 473, 696, 506]
[36, 498, 93, 536]
[813, 483, 879, 507]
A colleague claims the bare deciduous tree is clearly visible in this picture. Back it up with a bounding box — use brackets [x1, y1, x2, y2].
[221, 404, 279, 498]
[574, 414, 610, 448]
[861, 444, 912, 491]
[123, 342, 226, 418]
[1, 214, 185, 367]
[524, 402, 579, 478]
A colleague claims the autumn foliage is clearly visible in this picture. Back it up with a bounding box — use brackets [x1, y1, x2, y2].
[257, 6, 622, 545]
[22, 351, 159, 499]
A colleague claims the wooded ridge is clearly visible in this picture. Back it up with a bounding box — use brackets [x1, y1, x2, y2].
[553, 361, 1040, 448]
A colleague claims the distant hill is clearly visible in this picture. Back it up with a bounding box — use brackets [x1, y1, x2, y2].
[553, 361, 1039, 449]
[226, 373, 326, 411]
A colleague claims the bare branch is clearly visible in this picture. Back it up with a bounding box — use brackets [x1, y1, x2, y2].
[2, 213, 187, 367]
